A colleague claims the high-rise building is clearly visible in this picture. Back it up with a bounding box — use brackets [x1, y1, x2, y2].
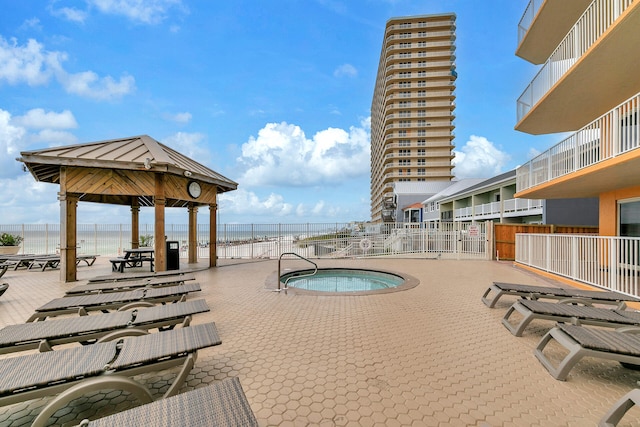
[370, 13, 457, 223]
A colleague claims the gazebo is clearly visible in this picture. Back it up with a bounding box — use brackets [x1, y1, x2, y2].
[19, 135, 238, 282]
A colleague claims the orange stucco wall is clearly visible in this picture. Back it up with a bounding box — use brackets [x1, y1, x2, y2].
[599, 185, 640, 236]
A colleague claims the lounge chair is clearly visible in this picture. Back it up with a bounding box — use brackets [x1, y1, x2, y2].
[0, 283, 8, 298]
[27, 282, 201, 322]
[599, 389, 640, 426]
[482, 282, 640, 309]
[502, 299, 640, 336]
[0, 322, 221, 427]
[67, 273, 196, 295]
[28, 255, 61, 271]
[535, 323, 640, 381]
[89, 270, 193, 283]
[78, 377, 258, 427]
[0, 263, 8, 278]
[0, 299, 209, 354]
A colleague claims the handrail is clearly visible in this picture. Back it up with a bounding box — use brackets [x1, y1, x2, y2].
[277, 252, 318, 292]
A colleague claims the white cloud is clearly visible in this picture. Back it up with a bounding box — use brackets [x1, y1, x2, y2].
[452, 135, 510, 179]
[49, 4, 89, 23]
[12, 108, 77, 129]
[237, 117, 370, 187]
[0, 36, 135, 100]
[527, 147, 542, 159]
[334, 63, 357, 78]
[163, 111, 192, 124]
[88, 0, 187, 24]
[0, 109, 27, 179]
[0, 108, 80, 179]
[20, 18, 42, 31]
[0, 37, 58, 85]
[218, 188, 293, 218]
[162, 132, 211, 164]
[0, 174, 60, 223]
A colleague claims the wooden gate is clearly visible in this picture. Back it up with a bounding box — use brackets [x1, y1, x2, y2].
[494, 224, 598, 261]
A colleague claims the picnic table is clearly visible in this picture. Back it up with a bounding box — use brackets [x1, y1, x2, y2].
[110, 248, 154, 273]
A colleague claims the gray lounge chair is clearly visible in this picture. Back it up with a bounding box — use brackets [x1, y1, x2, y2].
[0, 283, 8, 298]
[482, 282, 640, 308]
[502, 299, 640, 336]
[89, 270, 192, 283]
[27, 282, 201, 322]
[535, 324, 640, 381]
[0, 322, 221, 427]
[0, 299, 209, 354]
[79, 377, 258, 427]
[67, 273, 196, 295]
[0, 263, 8, 278]
[599, 389, 640, 426]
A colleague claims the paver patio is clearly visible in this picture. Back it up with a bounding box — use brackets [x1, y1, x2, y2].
[1, 257, 639, 426]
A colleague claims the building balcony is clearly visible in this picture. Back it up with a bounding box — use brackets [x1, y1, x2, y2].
[515, 1, 640, 135]
[516, 0, 594, 64]
[452, 199, 543, 221]
[516, 91, 640, 199]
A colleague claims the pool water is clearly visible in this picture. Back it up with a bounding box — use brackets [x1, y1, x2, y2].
[282, 268, 404, 293]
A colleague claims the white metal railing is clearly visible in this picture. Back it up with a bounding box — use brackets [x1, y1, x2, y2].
[517, 0, 633, 122]
[517, 91, 640, 192]
[516, 233, 640, 296]
[517, 0, 543, 44]
[0, 222, 489, 261]
[452, 199, 542, 221]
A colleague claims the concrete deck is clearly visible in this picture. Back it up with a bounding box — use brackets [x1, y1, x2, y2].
[1, 257, 640, 426]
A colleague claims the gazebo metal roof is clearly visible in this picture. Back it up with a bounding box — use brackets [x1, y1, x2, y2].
[19, 135, 238, 208]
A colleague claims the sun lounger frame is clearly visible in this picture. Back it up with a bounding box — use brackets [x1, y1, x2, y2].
[535, 324, 640, 381]
[0, 322, 221, 427]
[27, 282, 201, 322]
[67, 273, 196, 295]
[0, 299, 209, 354]
[502, 299, 640, 337]
[79, 377, 258, 427]
[599, 388, 640, 426]
[482, 282, 639, 309]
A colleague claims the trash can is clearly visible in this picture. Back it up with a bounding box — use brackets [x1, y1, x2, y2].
[166, 241, 179, 270]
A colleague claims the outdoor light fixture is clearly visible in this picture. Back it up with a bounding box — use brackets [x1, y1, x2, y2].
[144, 158, 152, 170]
[184, 170, 192, 177]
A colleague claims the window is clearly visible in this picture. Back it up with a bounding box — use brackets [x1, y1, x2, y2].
[398, 130, 407, 137]
[398, 81, 411, 88]
[417, 149, 426, 156]
[398, 120, 411, 126]
[399, 159, 411, 166]
[619, 200, 640, 237]
[399, 140, 411, 147]
[417, 81, 426, 87]
[417, 168, 426, 175]
[417, 130, 426, 136]
[417, 100, 426, 107]
[398, 149, 411, 156]
[417, 159, 425, 165]
[417, 139, 426, 146]
[417, 91, 426, 97]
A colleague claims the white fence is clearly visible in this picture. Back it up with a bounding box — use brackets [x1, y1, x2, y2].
[516, 233, 640, 296]
[0, 222, 490, 261]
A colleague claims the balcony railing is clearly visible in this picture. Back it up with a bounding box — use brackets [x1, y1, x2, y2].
[516, 233, 640, 297]
[517, 0, 633, 122]
[517, 0, 543, 44]
[517, 91, 640, 192]
[452, 198, 543, 221]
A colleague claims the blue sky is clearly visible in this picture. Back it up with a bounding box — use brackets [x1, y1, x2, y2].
[0, 0, 559, 225]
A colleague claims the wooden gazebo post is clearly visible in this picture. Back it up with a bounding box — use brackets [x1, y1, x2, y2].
[209, 202, 217, 267]
[188, 204, 198, 264]
[154, 173, 166, 272]
[131, 199, 140, 249]
[58, 167, 78, 282]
